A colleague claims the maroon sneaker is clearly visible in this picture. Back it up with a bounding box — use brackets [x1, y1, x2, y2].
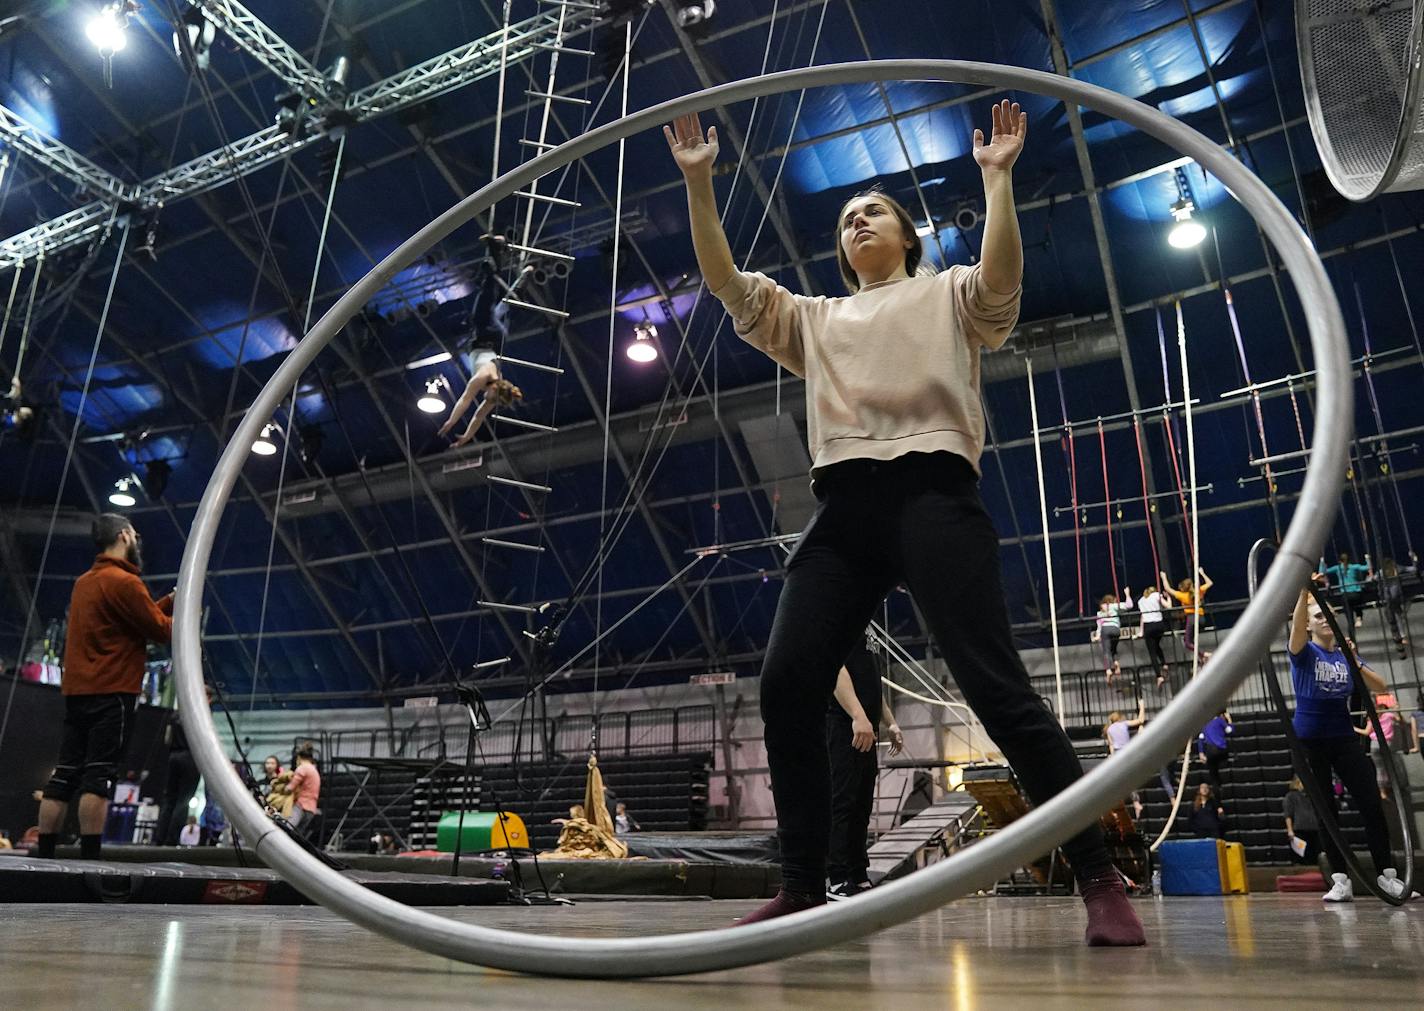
[734, 888, 826, 925]
[1081, 869, 1147, 946]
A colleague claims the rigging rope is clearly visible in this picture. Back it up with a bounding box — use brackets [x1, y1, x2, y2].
[1132, 416, 1162, 581]
[8, 252, 44, 385]
[1097, 417, 1119, 593]
[1352, 279, 1415, 561]
[1027, 356, 1065, 723]
[1220, 279, 1281, 539]
[0, 217, 127, 759]
[1050, 340, 1084, 614]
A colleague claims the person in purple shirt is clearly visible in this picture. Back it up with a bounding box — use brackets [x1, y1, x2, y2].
[1288, 576, 1409, 902]
[1195, 710, 1233, 793]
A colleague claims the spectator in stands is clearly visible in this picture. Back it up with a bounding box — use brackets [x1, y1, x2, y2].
[287, 744, 321, 836]
[614, 802, 640, 835]
[199, 797, 226, 845]
[1187, 783, 1225, 839]
[1322, 552, 1371, 636]
[826, 632, 904, 899]
[1161, 568, 1212, 662]
[1096, 589, 1132, 685]
[178, 815, 200, 847]
[1287, 575, 1407, 902]
[1283, 775, 1320, 864]
[37, 514, 173, 861]
[1410, 707, 1424, 754]
[1195, 710, 1233, 794]
[1138, 584, 1172, 688]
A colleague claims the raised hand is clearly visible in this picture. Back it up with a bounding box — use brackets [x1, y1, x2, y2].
[663, 112, 719, 180]
[973, 99, 1027, 174]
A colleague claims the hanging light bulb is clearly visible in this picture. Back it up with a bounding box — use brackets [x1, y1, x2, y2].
[108, 477, 136, 508]
[86, 3, 131, 54]
[416, 378, 446, 414]
[251, 424, 279, 456]
[1167, 197, 1206, 249]
[626, 322, 659, 363]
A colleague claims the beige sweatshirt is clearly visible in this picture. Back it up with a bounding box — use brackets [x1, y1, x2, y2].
[711, 264, 1021, 475]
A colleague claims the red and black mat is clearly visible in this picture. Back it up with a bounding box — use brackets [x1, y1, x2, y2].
[0, 856, 511, 906]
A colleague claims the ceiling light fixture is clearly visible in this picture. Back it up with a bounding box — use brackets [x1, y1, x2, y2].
[417, 378, 447, 414]
[251, 423, 279, 456]
[86, 1, 135, 88]
[626, 322, 659, 363]
[1167, 198, 1206, 249]
[108, 477, 136, 508]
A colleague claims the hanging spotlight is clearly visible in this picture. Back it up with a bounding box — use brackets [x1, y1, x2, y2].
[626, 322, 659, 363]
[108, 477, 136, 508]
[1167, 166, 1206, 249]
[172, 6, 216, 72]
[1167, 198, 1206, 249]
[142, 460, 171, 501]
[417, 379, 447, 414]
[251, 424, 279, 456]
[671, 0, 718, 29]
[86, 1, 136, 88]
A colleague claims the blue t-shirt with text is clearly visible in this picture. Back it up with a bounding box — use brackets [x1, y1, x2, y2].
[1289, 641, 1356, 739]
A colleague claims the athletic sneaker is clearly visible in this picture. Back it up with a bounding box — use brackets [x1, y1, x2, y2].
[826, 880, 872, 901]
[1377, 868, 1421, 900]
[1322, 872, 1353, 903]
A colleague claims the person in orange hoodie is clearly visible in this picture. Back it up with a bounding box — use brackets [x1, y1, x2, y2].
[36, 513, 173, 860]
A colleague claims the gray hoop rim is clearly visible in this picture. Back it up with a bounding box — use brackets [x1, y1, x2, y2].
[174, 59, 1350, 979]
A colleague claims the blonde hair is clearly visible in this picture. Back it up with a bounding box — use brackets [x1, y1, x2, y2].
[834, 185, 923, 294]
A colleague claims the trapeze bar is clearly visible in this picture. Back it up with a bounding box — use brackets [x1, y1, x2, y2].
[507, 242, 575, 263]
[501, 296, 571, 319]
[532, 42, 595, 57]
[1219, 346, 1412, 399]
[1250, 424, 1424, 468]
[518, 138, 558, 150]
[541, 0, 599, 9]
[525, 89, 591, 106]
[472, 656, 512, 670]
[496, 353, 564, 375]
[491, 413, 558, 433]
[478, 600, 541, 614]
[405, 350, 452, 370]
[1051, 483, 1214, 516]
[488, 473, 554, 493]
[515, 189, 582, 206]
[1031, 397, 1200, 437]
[175, 58, 1351, 981]
[483, 536, 546, 553]
[688, 532, 801, 558]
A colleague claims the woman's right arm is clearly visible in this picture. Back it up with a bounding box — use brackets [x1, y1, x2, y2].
[1289, 587, 1311, 655]
[665, 113, 805, 373]
[665, 113, 735, 291]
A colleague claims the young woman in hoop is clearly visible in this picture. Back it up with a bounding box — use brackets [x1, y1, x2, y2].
[665, 100, 1145, 945]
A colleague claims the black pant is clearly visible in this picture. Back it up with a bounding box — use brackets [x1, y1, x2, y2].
[1143, 623, 1168, 671]
[1299, 735, 1394, 877]
[42, 693, 138, 802]
[760, 453, 1111, 893]
[1295, 828, 1321, 864]
[1099, 626, 1120, 671]
[159, 749, 200, 846]
[826, 713, 877, 885]
[1201, 742, 1228, 794]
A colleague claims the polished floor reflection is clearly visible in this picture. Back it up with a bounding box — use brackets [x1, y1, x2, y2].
[2, 894, 1421, 1008]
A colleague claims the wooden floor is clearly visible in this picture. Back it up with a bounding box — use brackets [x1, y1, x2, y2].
[3, 894, 1422, 1008]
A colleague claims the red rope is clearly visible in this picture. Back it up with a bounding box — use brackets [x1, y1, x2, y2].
[1133, 416, 1161, 581]
[1097, 418, 1118, 594]
[1162, 412, 1195, 561]
[1063, 426, 1085, 615]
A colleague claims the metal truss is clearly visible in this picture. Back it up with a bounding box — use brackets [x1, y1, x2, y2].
[187, 1, 330, 97]
[0, 103, 136, 205]
[0, 4, 600, 268]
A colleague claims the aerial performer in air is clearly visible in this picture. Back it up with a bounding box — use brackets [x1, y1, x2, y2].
[666, 99, 1146, 945]
[439, 233, 523, 447]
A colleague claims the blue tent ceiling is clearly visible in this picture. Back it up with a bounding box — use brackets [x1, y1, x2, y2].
[2, 0, 1421, 707]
